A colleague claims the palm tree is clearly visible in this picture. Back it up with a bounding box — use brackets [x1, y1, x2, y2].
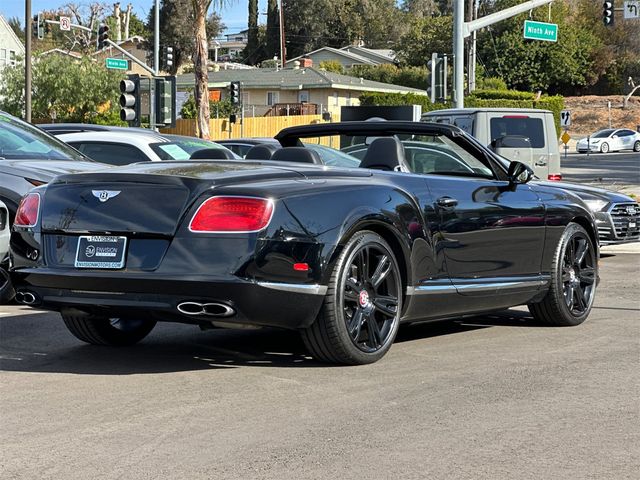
[191, 0, 229, 139]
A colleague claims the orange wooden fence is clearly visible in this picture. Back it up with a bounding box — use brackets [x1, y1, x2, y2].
[160, 114, 339, 141]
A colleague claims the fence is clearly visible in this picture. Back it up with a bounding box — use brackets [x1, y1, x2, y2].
[161, 114, 338, 140]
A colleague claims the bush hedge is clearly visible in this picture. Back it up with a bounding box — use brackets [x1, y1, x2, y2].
[359, 91, 565, 137]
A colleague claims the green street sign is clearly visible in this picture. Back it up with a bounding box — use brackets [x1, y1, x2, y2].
[105, 58, 129, 70]
[523, 20, 558, 42]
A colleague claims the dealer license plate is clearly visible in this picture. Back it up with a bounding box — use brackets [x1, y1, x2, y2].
[75, 235, 127, 269]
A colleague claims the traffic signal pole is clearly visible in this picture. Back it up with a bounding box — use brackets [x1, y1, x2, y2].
[452, 0, 555, 108]
[25, 0, 32, 122]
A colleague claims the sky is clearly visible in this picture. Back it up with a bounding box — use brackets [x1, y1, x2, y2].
[0, 1, 265, 36]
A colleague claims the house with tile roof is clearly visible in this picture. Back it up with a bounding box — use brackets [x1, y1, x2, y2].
[176, 65, 426, 117]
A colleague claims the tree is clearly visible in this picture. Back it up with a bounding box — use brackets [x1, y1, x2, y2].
[477, 1, 603, 94]
[0, 55, 123, 123]
[265, 0, 280, 60]
[394, 16, 453, 66]
[7, 17, 24, 43]
[149, 0, 223, 75]
[244, 0, 262, 65]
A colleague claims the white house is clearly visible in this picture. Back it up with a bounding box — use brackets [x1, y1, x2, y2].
[0, 15, 25, 70]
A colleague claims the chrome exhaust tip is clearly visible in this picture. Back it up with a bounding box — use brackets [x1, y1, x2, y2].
[16, 291, 37, 305]
[177, 301, 235, 317]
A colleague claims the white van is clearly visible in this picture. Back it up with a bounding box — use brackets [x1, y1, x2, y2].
[421, 108, 562, 181]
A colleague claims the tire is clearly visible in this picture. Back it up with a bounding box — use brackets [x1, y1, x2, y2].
[62, 314, 156, 346]
[600, 142, 609, 153]
[633, 140, 640, 152]
[528, 223, 597, 326]
[301, 231, 402, 365]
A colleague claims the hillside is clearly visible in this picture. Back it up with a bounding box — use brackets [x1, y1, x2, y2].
[565, 96, 640, 136]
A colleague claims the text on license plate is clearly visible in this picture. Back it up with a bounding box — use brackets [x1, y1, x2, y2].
[75, 235, 127, 269]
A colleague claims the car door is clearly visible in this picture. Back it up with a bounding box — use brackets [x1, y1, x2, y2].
[418, 136, 546, 296]
[617, 130, 634, 150]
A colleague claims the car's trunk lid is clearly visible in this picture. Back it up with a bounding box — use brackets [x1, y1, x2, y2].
[40, 162, 307, 236]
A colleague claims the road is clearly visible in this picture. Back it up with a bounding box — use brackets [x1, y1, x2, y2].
[561, 151, 640, 193]
[1, 247, 638, 480]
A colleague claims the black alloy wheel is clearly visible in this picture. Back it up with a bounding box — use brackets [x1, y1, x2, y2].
[341, 243, 399, 353]
[301, 231, 402, 364]
[561, 232, 597, 316]
[529, 223, 597, 326]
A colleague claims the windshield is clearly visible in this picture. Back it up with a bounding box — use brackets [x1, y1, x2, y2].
[150, 140, 236, 160]
[592, 129, 615, 138]
[0, 112, 86, 161]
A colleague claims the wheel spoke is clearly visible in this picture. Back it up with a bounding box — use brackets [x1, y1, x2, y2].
[370, 255, 391, 289]
[356, 247, 370, 283]
[564, 284, 575, 309]
[366, 316, 382, 348]
[373, 295, 398, 318]
[348, 308, 365, 341]
[574, 285, 586, 311]
[578, 267, 596, 285]
[574, 238, 588, 265]
[561, 267, 572, 283]
[565, 238, 575, 264]
[344, 289, 359, 302]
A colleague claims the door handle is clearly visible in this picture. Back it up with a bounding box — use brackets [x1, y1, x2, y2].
[436, 196, 458, 209]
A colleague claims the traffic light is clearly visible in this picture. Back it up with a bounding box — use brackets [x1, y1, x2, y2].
[427, 53, 446, 103]
[35, 13, 44, 39]
[97, 24, 109, 50]
[603, 1, 614, 26]
[229, 81, 241, 105]
[162, 46, 174, 70]
[119, 74, 140, 127]
[155, 76, 176, 127]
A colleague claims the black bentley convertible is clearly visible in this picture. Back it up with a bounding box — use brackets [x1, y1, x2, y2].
[10, 122, 599, 364]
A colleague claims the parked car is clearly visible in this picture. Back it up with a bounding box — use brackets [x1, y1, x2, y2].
[11, 121, 600, 365]
[55, 131, 238, 165]
[576, 128, 640, 153]
[421, 108, 562, 181]
[217, 138, 360, 168]
[0, 112, 110, 301]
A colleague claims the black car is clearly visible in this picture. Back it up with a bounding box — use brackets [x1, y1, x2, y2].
[11, 121, 599, 365]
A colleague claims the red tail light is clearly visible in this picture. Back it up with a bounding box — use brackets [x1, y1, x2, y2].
[14, 193, 41, 227]
[189, 196, 274, 233]
[548, 174, 562, 181]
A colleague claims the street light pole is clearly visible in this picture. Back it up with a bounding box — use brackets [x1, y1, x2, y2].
[453, 0, 464, 108]
[25, 0, 32, 122]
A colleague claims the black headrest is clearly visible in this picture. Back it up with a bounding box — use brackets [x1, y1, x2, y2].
[359, 137, 409, 172]
[270, 147, 322, 164]
[190, 148, 236, 160]
[245, 143, 280, 160]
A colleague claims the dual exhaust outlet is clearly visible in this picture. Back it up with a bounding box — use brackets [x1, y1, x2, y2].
[15, 291, 37, 305]
[177, 301, 235, 318]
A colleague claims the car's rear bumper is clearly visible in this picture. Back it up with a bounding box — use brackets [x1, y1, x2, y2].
[11, 268, 326, 329]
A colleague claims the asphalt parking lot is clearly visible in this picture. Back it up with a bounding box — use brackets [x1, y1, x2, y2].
[1, 243, 638, 480]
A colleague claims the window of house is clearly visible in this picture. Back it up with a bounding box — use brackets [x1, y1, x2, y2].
[267, 91, 279, 106]
[0, 49, 6, 66]
[298, 90, 309, 103]
[8, 50, 17, 66]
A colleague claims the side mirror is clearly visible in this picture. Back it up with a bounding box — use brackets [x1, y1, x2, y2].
[507, 161, 534, 185]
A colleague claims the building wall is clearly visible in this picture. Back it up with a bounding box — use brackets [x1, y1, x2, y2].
[0, 17, 25, 70]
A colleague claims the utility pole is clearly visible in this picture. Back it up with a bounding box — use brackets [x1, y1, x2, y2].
[279, 0, 286, 65]
[154, 0, 160, 75]
[452, 0, 555, 108]
[25, 0, 32, 122]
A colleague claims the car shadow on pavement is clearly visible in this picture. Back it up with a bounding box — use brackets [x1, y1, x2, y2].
[0, 308, 541, 375]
